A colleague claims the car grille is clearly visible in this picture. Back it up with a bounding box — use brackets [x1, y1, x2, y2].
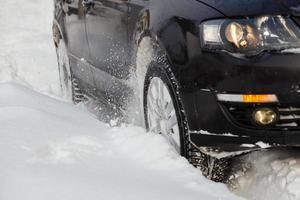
[223, 104, 300, 130]
[277, 107, 300, 127]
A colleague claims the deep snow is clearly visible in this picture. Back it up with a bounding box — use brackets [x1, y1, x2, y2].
[1, 0, 300, 200]
[0, 83, 239, 200]
[0, 0, 60, 96]
[231, 149, 300, 200]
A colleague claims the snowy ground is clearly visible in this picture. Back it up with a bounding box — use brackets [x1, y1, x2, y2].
[231, 150, 300, 200]
[0, 83, 239, 200]
[1, 0, 300, 200]
[0, 0, 60, 96]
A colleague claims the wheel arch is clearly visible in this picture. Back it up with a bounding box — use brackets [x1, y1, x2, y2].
[53, 18, 69, 45]
[133, 10, 188, 123]
[134, 27, 190, 142]
[134, 21, 182, 73]
[132, 6, 189, 70]
[52, 0, 68, 48]
[133, 14, 189, 122]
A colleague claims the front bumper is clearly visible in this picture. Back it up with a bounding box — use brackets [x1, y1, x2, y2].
[178, 51, 300, 155]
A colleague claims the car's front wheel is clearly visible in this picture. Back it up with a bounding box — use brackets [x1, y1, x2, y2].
[144, 65, 184, 155]
[143, 62, 231, 182]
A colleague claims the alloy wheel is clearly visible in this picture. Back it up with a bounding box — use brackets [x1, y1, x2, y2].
[147, 77, 181, 153]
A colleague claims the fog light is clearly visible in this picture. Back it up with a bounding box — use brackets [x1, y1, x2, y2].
[253, 108, 278, 126]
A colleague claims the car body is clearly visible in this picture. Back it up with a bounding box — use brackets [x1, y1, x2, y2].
[53, 0, 300, 180]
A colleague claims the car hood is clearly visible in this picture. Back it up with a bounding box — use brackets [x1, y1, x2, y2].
[197, 0, 300, 17]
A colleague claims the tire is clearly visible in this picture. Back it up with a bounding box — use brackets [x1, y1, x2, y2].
[144, 64, 187, 156]
[53, 25, 86, 104]
[140, 38, 231, 182]
[189, 145, 232, 182]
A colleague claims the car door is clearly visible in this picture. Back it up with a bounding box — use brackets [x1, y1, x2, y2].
[62, 0, 94, 89]
[85, 0, 130, 95]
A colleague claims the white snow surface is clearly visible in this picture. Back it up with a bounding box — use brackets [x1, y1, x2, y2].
[232, 150, 300, 200]
[0, 83, 238, 200]
[1, 0, 300, 200]
[0, 0, 60, 96]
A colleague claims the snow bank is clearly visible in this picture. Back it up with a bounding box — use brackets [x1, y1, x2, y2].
[232, 150, 300, 200]
[0, 83, 239, 200]
[0, 0, 60, 96]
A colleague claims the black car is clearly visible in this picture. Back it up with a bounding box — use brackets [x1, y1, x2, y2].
[53, 0, 300, 182]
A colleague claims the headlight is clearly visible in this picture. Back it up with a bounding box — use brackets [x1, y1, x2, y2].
[200, 15, 300, 56]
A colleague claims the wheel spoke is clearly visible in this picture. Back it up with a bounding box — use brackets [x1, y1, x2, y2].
[148, 90, 161, 117]
[153, 78, 163, 110]
[148, 110, 161, 134]
[165, 101, 174, 118]
[153, 80, 159, 99]
[158, 79, 164, 107]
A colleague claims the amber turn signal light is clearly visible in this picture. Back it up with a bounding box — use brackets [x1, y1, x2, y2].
[242, 95, 278, 103]
[217, 94, 278, 103]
